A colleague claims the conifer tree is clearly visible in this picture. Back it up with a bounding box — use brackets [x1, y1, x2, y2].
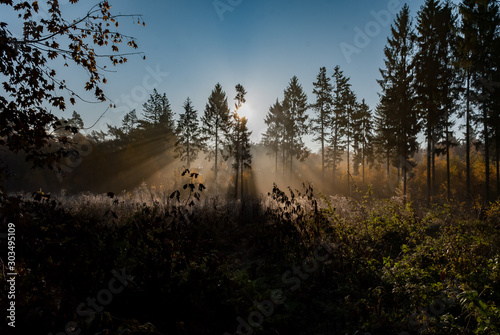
[230, 84, 252, 198]
[352, 99, 373, 183]
[175, 98, 204, 170]
[282, 76, 309, 180]
[311, 67, 333, 183]
[378, 4, 420, 200]
[262, 99, 285, 180]
[142, 88, 174, 130]
[328, 66, 349, 188]
[201, 83, 231, 187]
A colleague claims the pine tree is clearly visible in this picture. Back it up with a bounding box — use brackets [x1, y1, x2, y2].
[282, 76, 309, 180]
[416, 0, 445, 203]
[201, 83, 231, 187]
[262, 99, 285, 180]
[310, 67, 333, 184]
[230, 84, 252, 198]
[328, 65, 349, 189]
[438, 2, 461, 201]
[458, 0, 477, 204]
[373, 101, 398, 179]
[378, 4, 420, 201]
[344, 88, 357, 194]
[471, 0, 499, 204]
[122, 110, 138, 135]
[175, 98, 204, 170]
[142, 88, 174, 130]
[352, 99, 373, 183]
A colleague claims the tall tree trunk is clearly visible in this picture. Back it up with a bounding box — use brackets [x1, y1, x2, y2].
[427, 111, 432, 206]
[496, 130, 499, 199]
[347, 134, 350, 195]
[321, 115, 325, 185]
[446, 122, 451, 201]
[235, 148, 239, 199]
[362, 141, 366, 184]
[275, 150, 278, 182]
[215, 124, 218, 192]
[432, 140, 436, 197]
[187, 139, 190, 170]
[240, 163, 244, 199]
[333, 143, 337, 190]
[466, 71, 471, 205]
[483, 105, 490, 204]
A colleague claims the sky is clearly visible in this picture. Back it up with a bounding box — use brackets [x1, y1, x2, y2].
[2, 0, 461, 152]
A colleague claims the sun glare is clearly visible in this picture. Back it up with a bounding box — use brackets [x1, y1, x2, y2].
[237, 104, 251, 119]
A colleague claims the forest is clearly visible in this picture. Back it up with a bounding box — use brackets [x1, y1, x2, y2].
[1, 0, 500, 334]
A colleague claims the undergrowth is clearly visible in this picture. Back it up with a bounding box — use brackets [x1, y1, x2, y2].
[1, 175, 500, 334]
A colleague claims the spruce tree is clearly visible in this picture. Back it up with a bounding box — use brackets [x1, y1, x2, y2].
[282, 76, 309, 180]
[311, 67, 333, 184]
[201, 83, 231, 187]
[352, 99, 373, 183]
[230, 84, 252, 198]
[262, 99, 285, 180]
[142, 88, 174, 130]
[378, 4, 420, 201]
[175, 98, 204, 170]
[328, 66, 349, 189]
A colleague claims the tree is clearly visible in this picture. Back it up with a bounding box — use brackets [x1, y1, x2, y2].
[415, 0, 445, 203]
[0, 1, 143, 171]
[459, 0, 500, 204]
[122, 110, 139, 135]
[282, 76, 309, 180]
[142, 89, 174, 130]
[201, 83, 231, 187]
[328, 65, 349, 189]
[438, 2, 461, 201]
[471, 0, 499, 204]
[352, 99, 373, 183]
[458, 0, 477, 204]
[310, 67, 333, 184]
[262, 99, 285, 180]
[416, 0, 460, 203]
[373, 101, 398, 179]
[378, 4, 420, 201]
[229, 84, 252, 198]
[175, 98, 204, 170]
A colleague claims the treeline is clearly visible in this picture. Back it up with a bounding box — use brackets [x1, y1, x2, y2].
[2, 84, 253, 197]
[3, 0, 499, 206]
[262, 0, 500, 205]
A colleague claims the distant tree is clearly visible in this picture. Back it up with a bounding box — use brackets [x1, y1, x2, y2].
[282, 76, 309, 180]
[262, 99, 285, 180]
[141, 89, 175, 130]
[122, 110, 139, 135]
[175, 98, 204, 170]
[344, 88, 357, 193]
[201, 83, 231, 187]
[229, 84, 252, 198]
[0, 1, 142, 171]
[373, 102, 398, 178]
[378, 4, 420, 200]
[310, 67, 333, 183]
[352, 99, 373, 183]
[328, 66, 349, 188]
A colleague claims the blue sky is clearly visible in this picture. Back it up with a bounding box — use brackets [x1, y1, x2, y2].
[3, 0, 460, 151]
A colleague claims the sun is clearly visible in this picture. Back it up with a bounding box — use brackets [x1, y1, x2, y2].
[237, 104, 251, 119]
